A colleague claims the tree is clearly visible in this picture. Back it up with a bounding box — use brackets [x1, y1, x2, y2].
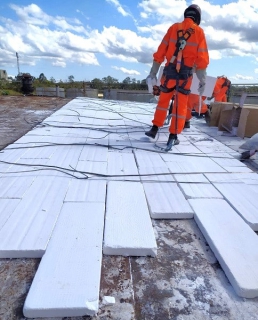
[50, 77, 56, 83]
[91, 78, 103, 90]
[38, 73, 47, 82]
[68, 75, 74, 83]
[102, 76, 119, 88]
[122, 77, 131, 84]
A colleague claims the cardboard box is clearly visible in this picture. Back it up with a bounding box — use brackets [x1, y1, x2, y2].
[237, 105, 258, 138]
[218, 104, 241, 134]
[209, 102, 235, 127]
[209, 93, 247, 129]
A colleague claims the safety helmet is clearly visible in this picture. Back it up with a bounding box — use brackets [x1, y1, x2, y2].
[184, 4, 201, 25]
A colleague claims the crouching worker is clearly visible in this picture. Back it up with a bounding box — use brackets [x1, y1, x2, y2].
[145, 4, 209, 151]
[184, 93, 210, 128]
[212, 75, 231, 102]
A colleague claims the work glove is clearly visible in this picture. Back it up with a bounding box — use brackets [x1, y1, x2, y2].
[146, 60, 161, 83]
[152, 85, 160, 96]
[196, 68, 206, 95]
[192, 64, 197, 74]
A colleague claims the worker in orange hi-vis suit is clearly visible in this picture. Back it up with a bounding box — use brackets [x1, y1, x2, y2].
[145, 4, 209, 151]
[184, 93, 208, 128]
[212, 75, 231, 102]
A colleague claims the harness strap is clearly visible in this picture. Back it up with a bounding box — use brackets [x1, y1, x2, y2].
[160, 77, 190, 95]
[170, 23, 194, 71]
[175, 23, 192, 72]
[222, 78, 231, 89]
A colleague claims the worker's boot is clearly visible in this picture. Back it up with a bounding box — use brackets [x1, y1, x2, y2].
[167, 134, 180, 146]
[184, 121, 190, 129]
[145, 125, 159, 139]
[204, 110, 211, 124]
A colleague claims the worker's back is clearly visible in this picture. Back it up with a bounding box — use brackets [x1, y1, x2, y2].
[213, 76, 231, 102]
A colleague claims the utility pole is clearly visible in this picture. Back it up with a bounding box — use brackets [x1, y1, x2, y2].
[15, 52, 34, 95]
[16, 52, 20, 75]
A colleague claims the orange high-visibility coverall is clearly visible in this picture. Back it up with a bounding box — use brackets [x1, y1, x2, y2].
[213, 76, 231, 102]
[186, 93, 208, 121]
[151, 17, 209, 134]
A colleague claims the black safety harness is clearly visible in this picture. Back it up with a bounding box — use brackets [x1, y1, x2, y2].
[160, 23, 194, 95]
[160, 23, 195, 135]
[221, 77, 231, 101]
[221, 78, 231, 89]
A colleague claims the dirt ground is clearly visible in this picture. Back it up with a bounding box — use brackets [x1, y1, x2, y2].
[0, 96, 258, 320]
[0, 96, 72, 150]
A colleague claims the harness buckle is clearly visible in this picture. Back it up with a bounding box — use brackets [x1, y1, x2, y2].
[178, 39, 186, 51]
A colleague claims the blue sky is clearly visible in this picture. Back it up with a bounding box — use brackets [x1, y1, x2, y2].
[0, 0, 258, 84]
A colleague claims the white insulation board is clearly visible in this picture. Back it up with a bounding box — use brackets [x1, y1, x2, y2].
[214, 183, 258, 231]
[143, 182, 194, 219]
[179, 183, 223, 199]
[103, 181, 157, 256]
[0, 177, 70, 258]
[23, 202, 105, 318]
[190, 198, 258, 298]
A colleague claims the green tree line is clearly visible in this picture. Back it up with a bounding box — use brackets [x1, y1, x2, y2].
[1, 72, 258, 96]
[0, 73, 149, 95]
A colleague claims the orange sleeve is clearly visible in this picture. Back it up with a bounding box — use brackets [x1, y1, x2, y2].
[153, 26, 173, 64]
[195, 28, 209, 70]
[154, 23, 190, 65]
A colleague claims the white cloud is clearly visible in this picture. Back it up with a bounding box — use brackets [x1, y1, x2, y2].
[76, 10, 90, 20]
[106, 0, 131, 17]
[0, 8, 100, 68]
[137, 0, 258, 61]
[231, 74, 254, 80]
[138, 0, 186, 22]
[208, 50, 222, 60]
[112, 66, 140, 75]
[1, 1, 258, 81]
[9, 3, 51, 26]
[52, 60, 66, 68]
[53, 17, 85, 32]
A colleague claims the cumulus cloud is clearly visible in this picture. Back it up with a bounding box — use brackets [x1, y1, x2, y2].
[112, 66, 140, 75]
[138, 0, 186, 22]
[231, 74, 254, 80]
[52, 60, 66, 68]
[137, 0, 258, 59]
[0, 4, 99, 69]
[99, 26, 155, 63]
[1, 0, 258, 81]
[9, 3, 50, 26]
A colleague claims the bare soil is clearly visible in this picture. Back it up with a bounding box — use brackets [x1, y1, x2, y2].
[0, 96, 72, 150]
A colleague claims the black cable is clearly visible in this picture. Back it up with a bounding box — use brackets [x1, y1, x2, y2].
[0, 167, 88, 179]
[0, 159, 88, 179]
[1, 140, 243, 159]
[0, 98, 250, 167]
[3, 158, 252, 180]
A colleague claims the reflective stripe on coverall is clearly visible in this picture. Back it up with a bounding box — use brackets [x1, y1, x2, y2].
[151, 18, 209, 134]
[186, 93, 208, 121]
